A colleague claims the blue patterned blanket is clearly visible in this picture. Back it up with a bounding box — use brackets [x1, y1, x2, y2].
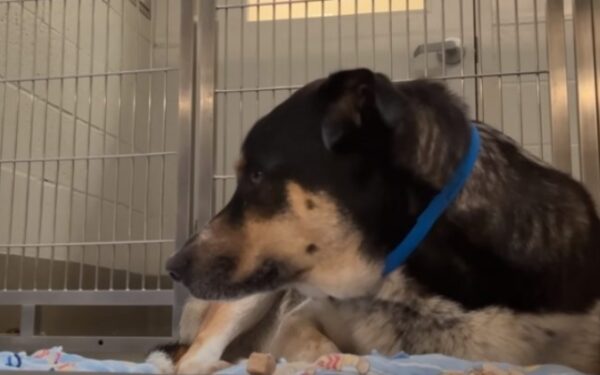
[0, 347, 584, 374]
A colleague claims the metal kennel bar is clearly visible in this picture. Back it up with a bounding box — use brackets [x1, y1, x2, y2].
[0, 0, 182, 353]
[572, 0, 600, 205]
[546, 0, 570, 174]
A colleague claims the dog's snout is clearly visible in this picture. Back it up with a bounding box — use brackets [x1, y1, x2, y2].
[166, 251, 190, 283]
[168, 270, 181, 282]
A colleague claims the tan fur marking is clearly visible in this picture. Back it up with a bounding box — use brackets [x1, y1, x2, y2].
[229, 182, 382, 298]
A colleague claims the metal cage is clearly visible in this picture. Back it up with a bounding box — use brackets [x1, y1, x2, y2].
[2, 0, 600, 357]
[0, 0, 179, 354]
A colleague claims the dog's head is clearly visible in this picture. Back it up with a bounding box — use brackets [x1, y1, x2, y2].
[167, 69, 417, 300]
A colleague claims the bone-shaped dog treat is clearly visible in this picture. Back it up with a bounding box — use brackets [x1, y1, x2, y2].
[247, 353, 277, 375]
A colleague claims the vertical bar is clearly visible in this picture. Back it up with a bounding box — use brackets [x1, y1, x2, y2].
[110, 0, 127, 290]
[355, 0, 359, 66]
[0, 2, 9, 178]
[193, 0, 217, 245]
[459, 0, 465, 97]
[1, 2, 11, 290]
[194, 0, 216, 318]
[81, 0, 98, 290]
[36, 0, 55, 290]
[441, 0, 446, 76]
[371, 0, 376, 69]
[423, 0, 428, 77]
[495, 0, 504, 131]
[533, 0, 543, 160]
[406, 0, 410, 78]
[338, 0, 341, 69]
[271, 0, 276, 108]
[127, 0, 142, 290]
[222, 4, 229, 209]
[573, 0, 600, 203]
[6, 1, 26, 290]
[388, 0, 393, 77]
[476, 0, 484, 120]
[321, 0, 324, 75]
[593, 1, 600, 174]
[514, 0, 524, 144]
[65, 0, 80, 290]
[21, 0, 41, 290]
[97, 0, 111, 291]
[304, 0, 308, 81]
[143, 0, 156, 291]
[243, 1, 260, 218]
[157, 0, 171, 291]
[241, 2, 246, 138]
[256, 0, 261, 169]
[19, 305, 35, 337]
[288, 0, 292, 93]
[174, 0, 197, 335]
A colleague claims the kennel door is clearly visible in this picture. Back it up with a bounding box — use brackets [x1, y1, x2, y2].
[212, 0, 482, 213]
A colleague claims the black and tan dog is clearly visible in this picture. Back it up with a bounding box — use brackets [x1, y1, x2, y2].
[148, 69, 600, 374]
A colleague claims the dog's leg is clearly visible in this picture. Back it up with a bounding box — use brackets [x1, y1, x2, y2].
[176, 292, 277, 375]
[269, 313, 340, 362]
[178, 297, 212, 344]
[267, 299, 348, 363]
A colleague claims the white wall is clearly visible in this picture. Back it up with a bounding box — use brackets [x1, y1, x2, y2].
[0, 0, 179, 290]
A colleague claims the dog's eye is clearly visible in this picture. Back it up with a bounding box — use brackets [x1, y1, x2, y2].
[250, 170, 264, 184]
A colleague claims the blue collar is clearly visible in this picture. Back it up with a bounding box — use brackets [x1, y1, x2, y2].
[382, 124, 481, 276]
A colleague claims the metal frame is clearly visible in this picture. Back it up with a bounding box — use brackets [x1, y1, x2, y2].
[594, 1, 600, 188]
[0, 291, 173, 306]
[172, 0, 217, 338]
[0, 337, 172, 354]
[192, 1, 217, 246]
[174, 0, 196, 336]
[573, 0, 600, 204]
[546, 0, 571, 174]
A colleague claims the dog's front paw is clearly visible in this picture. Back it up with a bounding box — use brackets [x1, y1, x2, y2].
[176, 358, 231, 375]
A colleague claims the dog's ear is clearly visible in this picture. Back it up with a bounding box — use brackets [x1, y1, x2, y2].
[319, 69, 405, 152]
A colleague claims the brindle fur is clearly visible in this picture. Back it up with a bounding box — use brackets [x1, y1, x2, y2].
[152, 69, 600, 374]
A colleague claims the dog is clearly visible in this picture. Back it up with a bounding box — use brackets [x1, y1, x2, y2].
[148, 69, 600, 374]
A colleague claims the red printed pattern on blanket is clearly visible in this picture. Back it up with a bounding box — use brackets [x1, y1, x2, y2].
[313, 354, 370, 374]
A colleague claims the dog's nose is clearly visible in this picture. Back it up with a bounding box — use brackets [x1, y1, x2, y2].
[166, 253, 189, 283]
[168, 270, 181, 282]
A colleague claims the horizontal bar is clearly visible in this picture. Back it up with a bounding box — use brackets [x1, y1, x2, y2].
[0, 151, 177, 164]
[215, 70, 549, 94]
[0, 290, 173, 305]
[216, 0, 326, 10]
[0, 0, 51, 3]
[213, 136, 555, 181]
[0, 239, 174, 248]
[213, 174, 235, 179]
[0, 67, 178, 84]
[0, 336, 173, 354]
[406, 70, 550, 81]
